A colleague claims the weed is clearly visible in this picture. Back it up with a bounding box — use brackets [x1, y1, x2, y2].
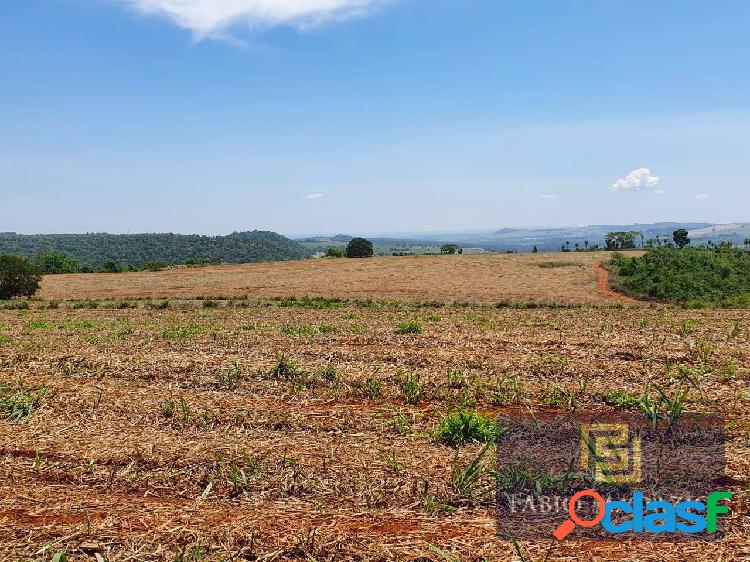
[450, 443, 493, 497]
[395, 320, 424, 335]
[391, 407, 414, 434]
[434, 409, 504, 447]
[602, 390, 641, 409]
[401, 372, 423, 404]
[640, 383, 690, 431]
[267, 353, 304, 380]
[202, 299, 219, 309]
[492, 374, 525, 406]
[320, 365, 338, 383]
[0, 384, 48, 422]
[363, 374, 383, 399]
[159, 397, 190, 425]
[380, 449, 403, 473]
[216, 362, 243, 390]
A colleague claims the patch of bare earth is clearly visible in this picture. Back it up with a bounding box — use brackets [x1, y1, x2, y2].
[39, 253, 638, 306]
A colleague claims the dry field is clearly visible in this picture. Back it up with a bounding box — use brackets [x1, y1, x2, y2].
[38, 253, 631, 306]
[1, 255, 748, 561]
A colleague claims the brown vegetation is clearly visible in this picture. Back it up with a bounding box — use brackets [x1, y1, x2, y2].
[1, 294, 748, 560]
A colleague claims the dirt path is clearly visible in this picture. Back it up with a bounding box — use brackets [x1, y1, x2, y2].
[592, 263, 643, 305]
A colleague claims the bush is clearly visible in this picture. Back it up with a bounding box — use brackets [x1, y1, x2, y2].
[345, 237, 374, 258]
[610, 247, 750, 306]
[324, 247, 344, 258]
[0, 255, 42, 300]
[34, 251, 79, 274]
[441, 243, 459, 255]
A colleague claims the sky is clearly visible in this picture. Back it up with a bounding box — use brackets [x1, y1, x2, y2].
[1, 0, 749, 236]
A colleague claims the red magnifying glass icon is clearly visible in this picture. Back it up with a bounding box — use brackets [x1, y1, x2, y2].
[553, 490, 606, 541]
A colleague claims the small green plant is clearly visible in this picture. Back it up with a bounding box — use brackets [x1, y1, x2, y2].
[434, 409, 503, 447]
[267, 353, 304, 380]
[639, 383, 690, 431]
[391, 407, 414, 434]
[320, 365, 338, 382]
[202, 299, 219, 309]
[0, 384, 48, 421]
[492, 373, 524, 406]
[363, 374, 383, 399]
[395, 320, 424, 335]
[401, 372, 423, 404]
[159, 397, 190, 425]
[603, 390, 641, 409]
[380, 449, 403, 473]
[216, 362, 243, 390]
[450, 443, 493, 497]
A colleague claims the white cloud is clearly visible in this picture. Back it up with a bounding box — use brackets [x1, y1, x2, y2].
[609, 168, 661, 192]
[540, 194, 556, 199]
[306, 193, 324, 200]
[123, 0, 387, 39]
[696, 193, 709, 199]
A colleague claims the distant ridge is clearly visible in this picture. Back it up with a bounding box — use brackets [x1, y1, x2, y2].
[0, 231, 312, 269]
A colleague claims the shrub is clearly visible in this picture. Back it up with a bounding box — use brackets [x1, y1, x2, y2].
[345, 237, 374, 258]
[440, 243, 459, 255]
[324, 247, 344, 258]
[434, 409, 503, 446]
[0, 255, 42, 300]
[610, 247, 750, 306]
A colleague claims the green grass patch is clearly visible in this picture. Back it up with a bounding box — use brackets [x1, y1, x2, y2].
[0, 384, 48, 422]
[395, 320, 424, 334]
[434, 409, 504, 447]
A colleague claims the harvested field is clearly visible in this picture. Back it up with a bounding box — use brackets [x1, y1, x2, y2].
[39, 253, 638, 306]
[1, 295, 748, 560]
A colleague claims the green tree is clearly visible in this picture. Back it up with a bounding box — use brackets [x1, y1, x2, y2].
[34, 251, 79, 274]
[673, 229, 691, 249]
[0, 255, 42, 299]
[324, 247, 344, 258]
[605, 231, 638, 251]
[102, 259, 122, 273]
[532, 245, 538, 253]
[440, 243, 459, 255]
[345, 238, 374, 258]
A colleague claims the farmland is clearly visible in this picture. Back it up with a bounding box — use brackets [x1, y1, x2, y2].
[1, 254, 749, 561]
[38, 253, 627, 306]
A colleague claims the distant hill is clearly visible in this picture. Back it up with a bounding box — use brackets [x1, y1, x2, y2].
[0, 231, 312, 269]
[399, 222, 716, 252]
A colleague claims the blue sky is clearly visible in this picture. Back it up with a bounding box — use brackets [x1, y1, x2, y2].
[1, 0, 748, 236]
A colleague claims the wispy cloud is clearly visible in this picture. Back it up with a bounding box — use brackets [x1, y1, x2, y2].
[123, 0, 388, 40]
[696, 193, 709, 199]
[609, 168, 661, 192]
[540, 194, 557, 200]
[306, 193, 324, 200]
